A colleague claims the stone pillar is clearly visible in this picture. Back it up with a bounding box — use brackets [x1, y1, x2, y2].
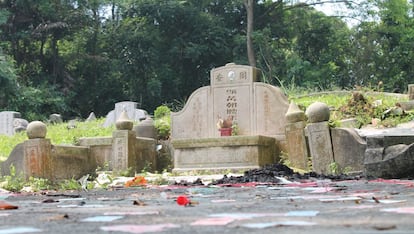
[285, 102, 309, 170]
[111, 110, 137, 174]
[408, 84, 414, 100]
[24, 138, 52, 179]
[24, 121, 52, 179]
[305, 102, 334, 174]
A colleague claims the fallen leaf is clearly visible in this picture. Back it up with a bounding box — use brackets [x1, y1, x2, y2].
[42, 198, 59, 203]
[0, 201, 18, 210]
[45, 214, 69, 221]
[133, 200, 147, 206]
[372, 224, 397, 230]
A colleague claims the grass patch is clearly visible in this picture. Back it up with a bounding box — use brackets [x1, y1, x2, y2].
[0, 118, 114, 161]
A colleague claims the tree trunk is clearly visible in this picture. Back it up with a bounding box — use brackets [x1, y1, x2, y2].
[244, 0, 256, 67]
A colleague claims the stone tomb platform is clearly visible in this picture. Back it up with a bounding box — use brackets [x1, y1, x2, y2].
[172, 135, 278, 173]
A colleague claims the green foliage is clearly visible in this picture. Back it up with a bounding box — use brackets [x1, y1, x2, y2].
[27, 177, 51, 191]
[58, 178, 82, 191]
[0, 0, 413, 120]
[154, 105, 171, 140]
[0, 132, 26, 162]
[46, 118, 114, 145]
[292, 90, 409, 127]
[154, 105, 171, 119]
[0, 118, 114, 162]
[0, 165, 25, 192]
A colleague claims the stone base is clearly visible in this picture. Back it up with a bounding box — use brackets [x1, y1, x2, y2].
[172, 135, 278, 173]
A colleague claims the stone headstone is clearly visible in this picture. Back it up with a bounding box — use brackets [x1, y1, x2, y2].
[13, 118, 29, 133]
[171, 63, 289, 139]
[331, 128, 366, 172]
[0, 111, 21, 136]
[111, 130, 137, 174]
[408, 84, 414, 100]
[305, 122, 335, 174]
[49, 113, 63, 124]
[103, 101, 148, 127]
[86, 112, 97, 122]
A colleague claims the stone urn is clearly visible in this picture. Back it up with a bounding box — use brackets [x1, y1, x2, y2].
[134, 118, 157, 139]
[115, 110, 133, 130]
[285, 102, 306, 123]
[26, 121, 47, 139]
[305, 102, 330, 123]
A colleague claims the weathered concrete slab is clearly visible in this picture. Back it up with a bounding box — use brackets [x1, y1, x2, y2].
[331, 128, 366, 172]
[172, 135, 278, 173]
[365, 143, 414, 178]
[285, 121, 309, 170]
[306, 121, 334, 174]
[78, 137, 113, 169]
[51, 145, 94, 180]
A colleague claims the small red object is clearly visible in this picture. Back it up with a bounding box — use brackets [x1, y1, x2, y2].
[176, 195, 190, 206]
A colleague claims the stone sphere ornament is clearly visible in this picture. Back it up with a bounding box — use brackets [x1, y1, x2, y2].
[305, 102, 330, 123]
[115, 110, 134, 130]
[26, 121, 47, 139]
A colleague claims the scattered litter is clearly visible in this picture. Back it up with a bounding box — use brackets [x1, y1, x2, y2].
[125, 176, 147, 187]
[241, 221, 317, 229]
[209, 213, 283, 219]
[344, 205, 377, 209]
[46, 193, 81, 198]
[285, 210, 319, 217]
[78, 174, 90, 191]
[187, 187, 218, 195]
[100, 224, 180, 233]
[44, 214, 69, 221]
[57, 204, 105, 208]
[96, 197, 124, 201]
[284, 182, 318, 187]
[271, 195, 342, 200]
[0, 227, 42, 234]
[103, 211, 159, 216]
[57, 197, 85, 202]
[369, 179, 414, 187]
[82, 216, 123, 222]
[319, 196, 362, 202]
[211, 199, 236, 203]
[305, 187, 336, 193]
[190, 217, 236, 226]
[382, 207, 414, 214]
[0, 201, 18, 210]
[367, 199, 406, 204]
